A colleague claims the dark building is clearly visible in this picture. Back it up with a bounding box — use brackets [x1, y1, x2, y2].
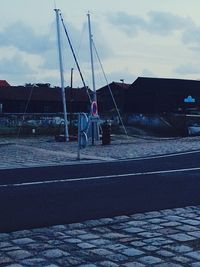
[125, 77, 200, 114]
[2, 77, 200, 116]
[97, 77, 200, 115]
[97, 81, 131, 114]
[0, 83, 90, 114]
[0, 80, 11, 87]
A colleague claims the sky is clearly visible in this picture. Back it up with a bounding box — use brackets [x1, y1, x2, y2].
[1, 0, 200, 89]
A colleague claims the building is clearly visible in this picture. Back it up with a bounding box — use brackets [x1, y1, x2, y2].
[97, 81, 131, 114]
[0, 80, 11, 87]
[125, 77, 200, 114]
[2, 77, 200, 116]
[0, 83, 91, 114]
[97, 77, 200, 115]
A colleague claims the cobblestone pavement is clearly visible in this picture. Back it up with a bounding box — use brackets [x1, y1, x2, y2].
[1, 136, 200, 266]
[1, 135, 200, 168]
[2, 207, 200, 266]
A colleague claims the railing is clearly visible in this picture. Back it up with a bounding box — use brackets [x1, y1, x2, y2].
[0, 113, 81, 136]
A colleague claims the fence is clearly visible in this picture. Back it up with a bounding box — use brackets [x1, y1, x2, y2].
[0, 113, 79, 136]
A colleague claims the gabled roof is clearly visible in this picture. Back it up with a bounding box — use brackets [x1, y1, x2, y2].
[111, 81, 131, 89]
[97, 81, 131, 93]
[130, 77, 200, 93]
[0, 80, 10, 87]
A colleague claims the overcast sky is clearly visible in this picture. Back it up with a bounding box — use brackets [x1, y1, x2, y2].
[1, 0, 200, 88]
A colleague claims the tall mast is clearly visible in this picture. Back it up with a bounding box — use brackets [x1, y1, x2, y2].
[87, 12, 97, 103]
[87, 12, 100, 145]
[55, 9, 69, 141]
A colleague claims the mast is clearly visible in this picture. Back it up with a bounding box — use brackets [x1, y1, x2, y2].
[87, 12, 100, 145]
[54, 9, 69, 142]
[87, 12, 97, 103]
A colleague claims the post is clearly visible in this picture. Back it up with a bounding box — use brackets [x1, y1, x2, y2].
[70, 68, 74, 88]
[69, 68, 74, 134]
[77, 113, 81, 160]
[55, 9, 69, 142]
[87, 12, 98, 145]
[87, 12, 97, 102]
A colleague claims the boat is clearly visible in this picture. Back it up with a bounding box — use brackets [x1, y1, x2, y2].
[188, 124, 200, 136]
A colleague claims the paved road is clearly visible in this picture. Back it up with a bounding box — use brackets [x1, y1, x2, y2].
[1, 150, 200, 232]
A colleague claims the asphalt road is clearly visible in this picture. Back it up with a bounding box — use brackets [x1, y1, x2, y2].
[1, 150, 200, 232]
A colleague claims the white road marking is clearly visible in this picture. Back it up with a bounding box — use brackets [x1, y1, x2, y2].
[1, 166, 200, 188]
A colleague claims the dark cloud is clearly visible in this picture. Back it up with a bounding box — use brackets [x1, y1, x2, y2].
[108, 12, 146, 36]
[0, 18, 114, 86]
[0, 21, 54, 54]
[42, 20, 113, 70]
[147, 11, 192, 35]
[108, 11, 193, 37]
[41, 22, 87, 71]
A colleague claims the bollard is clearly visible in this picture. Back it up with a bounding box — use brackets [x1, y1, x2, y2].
[102, 121, 111, 145]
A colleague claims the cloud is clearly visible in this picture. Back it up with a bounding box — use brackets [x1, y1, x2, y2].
[147, 11, 192, 35]
[65, 20, 113, 61]
[182, 25, 200, 50]
[41, 48, 59, 70]
[174, 63, 200, 75]
[108, 12, 146, 36]
[42, 20, 113, 70]
[108, 11, 193, 37]
[0, 18, 114, 76]
[0, 21, 54, 54]
[91, 22, 114, 59]
[41, 21, 87, 71]
[0, 55, 35, 75]
[108, 12, 145, 36]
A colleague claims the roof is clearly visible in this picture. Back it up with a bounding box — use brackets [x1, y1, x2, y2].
[97, 81, 131, 94]
[0, 86, 90, 102]
[0, 80, 11, 87]
[111, 81, 131, 89]
[130, 77, 200, 93]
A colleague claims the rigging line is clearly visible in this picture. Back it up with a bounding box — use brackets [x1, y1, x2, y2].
[59, 12, 92, 104]
[92, 41, 129, 138]
[17, 85, 35, 138]
[75, 22, 88, 84]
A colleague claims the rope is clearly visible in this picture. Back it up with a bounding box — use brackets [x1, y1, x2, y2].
[17, 85, 35, 138]
[92, 41, 129, 137]
[59, 12, 92, 104]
